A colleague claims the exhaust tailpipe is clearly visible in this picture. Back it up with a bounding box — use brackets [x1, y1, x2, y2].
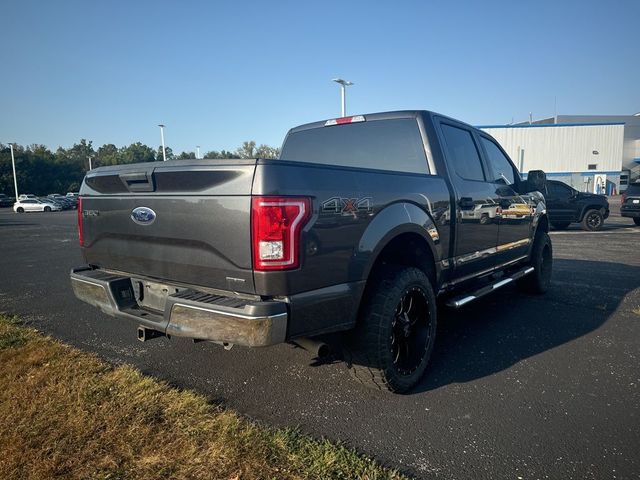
[137, 326, 165, 342]
[294, 337, 331, 359]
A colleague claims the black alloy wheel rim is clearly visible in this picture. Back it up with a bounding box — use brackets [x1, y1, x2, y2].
[587, 212, 602, 229]
[390, 287, 432, 376]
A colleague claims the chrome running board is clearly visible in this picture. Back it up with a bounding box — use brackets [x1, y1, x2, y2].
[446, 266, 534, 309]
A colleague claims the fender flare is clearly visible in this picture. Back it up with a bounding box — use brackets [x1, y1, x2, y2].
[349, 202, 442, 284]
[578, 204, 606, 222]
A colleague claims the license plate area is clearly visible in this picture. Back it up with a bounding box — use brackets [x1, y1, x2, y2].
[131, 278, 185, 312]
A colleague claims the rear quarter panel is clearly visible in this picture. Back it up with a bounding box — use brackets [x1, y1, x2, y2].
[252, 160, 451, 297]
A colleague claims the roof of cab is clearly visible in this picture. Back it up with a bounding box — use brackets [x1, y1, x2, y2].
[286, 110, 477, 135]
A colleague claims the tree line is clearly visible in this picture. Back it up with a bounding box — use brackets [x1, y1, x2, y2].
[0, 140, 280, 196]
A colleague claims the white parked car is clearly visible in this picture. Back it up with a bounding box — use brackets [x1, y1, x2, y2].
[13, 198, 62, 213]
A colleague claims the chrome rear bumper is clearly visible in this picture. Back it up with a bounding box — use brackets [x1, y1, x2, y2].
[70, 266, 288, 347]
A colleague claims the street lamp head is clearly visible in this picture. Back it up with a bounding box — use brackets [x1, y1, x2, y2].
[158, 124, 165, 128]
[333, 78, 353, 87]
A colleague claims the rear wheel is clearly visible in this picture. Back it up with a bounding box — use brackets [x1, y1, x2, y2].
[518, 231, 552, 294]
[16, 207, 24, 213]
[345, 265, 437, 393]
[44, 206, 51, 212]
[582, 209, 603, 231]
[634, 218, 640, 226]
[551, 222, 570, 230]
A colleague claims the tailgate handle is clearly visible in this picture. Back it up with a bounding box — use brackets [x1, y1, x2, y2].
[120, 172, 155, 192]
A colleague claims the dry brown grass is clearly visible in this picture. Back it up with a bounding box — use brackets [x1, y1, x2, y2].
[0, 316, 406, 480]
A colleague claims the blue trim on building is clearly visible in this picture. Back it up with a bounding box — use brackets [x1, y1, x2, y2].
[477, 122, 625, 129]
[521, 171, 622, 195]
[521, 170, 622, 179]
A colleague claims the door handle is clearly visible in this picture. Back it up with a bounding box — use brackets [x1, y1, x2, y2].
[119, 171, 155, 192]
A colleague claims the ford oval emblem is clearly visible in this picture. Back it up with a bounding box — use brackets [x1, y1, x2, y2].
[131, 206, 156, 225]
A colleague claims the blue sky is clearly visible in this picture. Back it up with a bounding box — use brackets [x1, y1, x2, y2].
[1, 0, 638, 154]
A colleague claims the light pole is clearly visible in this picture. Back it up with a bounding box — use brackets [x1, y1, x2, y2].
[9, 143, 19, 201]
[158, 124, 167, 161]
[196, 145, 201, 159]
[332, 78, 354, 117]
[88, 155, 93, 170]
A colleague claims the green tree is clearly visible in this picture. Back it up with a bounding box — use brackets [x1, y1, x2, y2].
[235, 141, 256, 159]
[55, 139, 94, 166]
[234, 141, 279, 159]
[255, 144, 280, 159]
[177, 151, 196, 160]
[120, 142, 156, 164]
[156, 146, 174, 161]
[204, 150, 238, 159]
[96, 144, 120, 166]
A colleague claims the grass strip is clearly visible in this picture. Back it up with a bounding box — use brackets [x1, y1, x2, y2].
[0, 315, 407, 480]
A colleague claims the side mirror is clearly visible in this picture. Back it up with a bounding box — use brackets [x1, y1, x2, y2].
[527, 170, 547, 192]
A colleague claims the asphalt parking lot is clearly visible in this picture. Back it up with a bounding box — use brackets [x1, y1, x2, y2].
[1, 208, 639, 479]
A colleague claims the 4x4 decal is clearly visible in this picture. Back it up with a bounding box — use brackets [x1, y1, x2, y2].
[322, 196, 372, 215]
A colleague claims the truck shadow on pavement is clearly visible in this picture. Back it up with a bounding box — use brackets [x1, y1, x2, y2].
[407, 258, 640, 394]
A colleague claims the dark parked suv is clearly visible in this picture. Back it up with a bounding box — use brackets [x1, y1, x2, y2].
[621, 181, 640, 225]
[544, 180, 610, 231]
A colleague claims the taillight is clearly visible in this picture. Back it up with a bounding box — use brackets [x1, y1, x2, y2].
[251, 196, 311, 271]
[77, 196, 84, 247]
[324, 115, 365, 126]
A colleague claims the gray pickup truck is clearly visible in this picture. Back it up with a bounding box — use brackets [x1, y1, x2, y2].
[71, 110, 552, 392]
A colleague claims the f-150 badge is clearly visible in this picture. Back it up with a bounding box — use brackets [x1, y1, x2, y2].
[322, 196, 372, 216]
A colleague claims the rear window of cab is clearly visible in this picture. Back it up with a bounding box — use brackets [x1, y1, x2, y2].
[626, 183, 640, 195]
[280, 118, 429, 174]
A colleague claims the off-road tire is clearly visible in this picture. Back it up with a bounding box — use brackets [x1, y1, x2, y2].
[582, 209, 603, 231]
[551, 222, 570, 230]
[345, 265, 437, 393]
[517, 231, 552, 294]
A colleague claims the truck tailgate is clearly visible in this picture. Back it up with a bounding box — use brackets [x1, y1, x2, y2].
[80, 160, 257, 294]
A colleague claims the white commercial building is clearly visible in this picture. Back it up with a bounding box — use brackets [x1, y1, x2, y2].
[480, 114, 640, 194]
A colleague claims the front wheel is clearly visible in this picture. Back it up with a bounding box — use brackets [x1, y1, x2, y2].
[44, 206, 51, 212]
[634, 218, 640, 226]
[345, 265, 437, 393]
[518, 231, 552, 294]
[582, 209, 604, 231]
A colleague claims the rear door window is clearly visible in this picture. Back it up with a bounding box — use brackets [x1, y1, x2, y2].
[547, 182, 571, 198]
[440, 124, 485, 182]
